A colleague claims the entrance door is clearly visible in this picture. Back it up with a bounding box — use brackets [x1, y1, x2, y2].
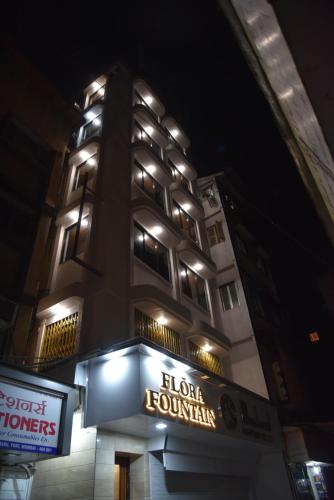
[114, 456, 129, 500]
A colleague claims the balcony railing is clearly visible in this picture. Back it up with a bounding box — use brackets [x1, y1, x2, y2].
[133, 159, 165, 210]
[132, 120, 162, 158]
[173, 201, 198, 244]
[167, 159, 189, 191]
[40, 312, 78, 362]
[135, 309, 182, 356]
[72, 153, 98, 191]
[189, 341, 223, 376]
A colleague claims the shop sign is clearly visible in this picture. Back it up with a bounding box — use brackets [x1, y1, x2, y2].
[0, 380, 63, 455]
[145, 371, 216, 429]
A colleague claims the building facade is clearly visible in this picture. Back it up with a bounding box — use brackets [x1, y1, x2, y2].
[1, 65, 295, 500]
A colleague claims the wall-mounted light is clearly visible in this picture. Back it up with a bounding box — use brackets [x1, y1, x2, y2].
[93, 118, 101, 127]
[171, 129, 179, 138]
[79, 150, 90, 161]
[181, 203, 191, 212]
[146, 164, 156, 174]
[177, 164, 185, 173]
[86, 111, 97, 121]
[87, 157, 97, 166]
[145, 95, 153, 105]
[69, 210, 79, 222]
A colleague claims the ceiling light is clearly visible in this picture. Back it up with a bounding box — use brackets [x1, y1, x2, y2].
[181, 203, 191, 212]
[194, 263, 203, 272]
[144, 125, 154, 135]
[155, 422, 167, 430]
[145, 95, 153, 105]
[151, 225, 163, 236]
[91, 81, 100, 91]
[177, 164, 185, 173]
[202, 343, 212, 352]
[157, 316, 168, 325]
[81, 218, 89, 228]
[180, 269, 187, 277]
[79, 150, 90, 161]
[146, 164, 156, 174]
[87, 157, 97, 166]
[69, 210, 79, 222]
[98, 87, 105, 96]
[171, 128, 179, 138]
[86, 111, 96, 121]
[93, 118, 101, 127]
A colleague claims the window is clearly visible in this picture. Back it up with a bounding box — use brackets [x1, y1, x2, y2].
[132, 120, 161, 157]
[180, 262, 208, 310]
[201, 185, 218, 207]
[82, 113, 102, 142]
[172, 201, 198, 243]
[134, 223, 170, 280]
[61, 217, 89, 263]
[220, 282, 239, 311]
[72, 154, 98, 191]
[133, 160, 164, 210]
[207, 222, 224, 247]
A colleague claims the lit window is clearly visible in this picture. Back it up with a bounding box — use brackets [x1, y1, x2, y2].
[309, 332, 320, 343]
[220, 282, 239, 311]
[180, 262, 208, 310]
[72, 154, 98, 191]
[134, 223, 170, 281]
[61, 217, 89, 263]
[133, 160, 164, 210]
[207, 222, 224, 247]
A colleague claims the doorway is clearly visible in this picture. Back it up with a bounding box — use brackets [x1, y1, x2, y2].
[114, 456, 129, 500]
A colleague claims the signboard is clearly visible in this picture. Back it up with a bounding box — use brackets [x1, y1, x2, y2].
[0, 380, 63, 455]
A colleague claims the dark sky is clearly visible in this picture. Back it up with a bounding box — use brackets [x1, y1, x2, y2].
[4, 0, 334, 417]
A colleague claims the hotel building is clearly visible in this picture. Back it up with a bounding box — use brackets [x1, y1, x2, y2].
[1, 64, 294, 500]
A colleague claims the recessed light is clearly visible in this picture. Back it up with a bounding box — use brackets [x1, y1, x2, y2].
[194, 263, 203, 271]
[69, 210, 79, 222]
[91, 81, 100, 91]
[81, 218, 89, 228]
[202, 343, 212, 352]
[146, 164, 156, 174]
[144, 125, 154, 135]
[178, 164, 185, 173]
[156, 422, 167, 430]
[93, 118, 101, 127]
[98, 87, 105, 96]
[171, 128, 179, 138]
[79, 150, 90, 161]
[145, 95, 153, 105]
[87, 157, 97, 166]
[181, 203, 191, 212]
[86, 111, 96, 121]
[151, 225, 163, 236]
[157, 316, 168, 325]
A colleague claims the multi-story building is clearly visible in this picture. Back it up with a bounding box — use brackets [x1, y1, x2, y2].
[3, 65, 295, 500]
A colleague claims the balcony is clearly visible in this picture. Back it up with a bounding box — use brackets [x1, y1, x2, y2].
[165, 147, 197, 182]
[170, 182, 203, 221]
[135, 308, 183, 357]
[39, 311, 78, 362]
[67, 141, 100, 204]
[132, 142, 173, 187]
[132, 197, 184, 249]
[84, 75, 107, 109]
[172, 201, 199, 245]
[177, 239, 216, 279]
[133, 79, 165, 119]
[162, 116, 190, 153]
[131, 284, 192, 334]
[133, 160, 165, 210]
[79, 104, 103, 145]
[133, 105, 168, 154]
[188, 341, 223, 377]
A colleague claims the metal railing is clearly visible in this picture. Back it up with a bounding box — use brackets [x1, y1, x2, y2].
[40, 312, 78, 362]
[135, 309, 182, 356]
[189, 341, 223, 376]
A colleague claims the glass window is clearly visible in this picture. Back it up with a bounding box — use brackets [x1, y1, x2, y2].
[207, 222, 224, 247]
[72, 154, 98, 191]
[172, 201, 198, 243]
[134, 223, 170, 281]
[132, 120, 161, 157]
[168, 159, 189, 191]
[61, 217, 89, 263]
[180, 262, 208, 310]
[220, 282, 239, 311]
[82, 113, 102, 142]
[133, 160, 164, 210]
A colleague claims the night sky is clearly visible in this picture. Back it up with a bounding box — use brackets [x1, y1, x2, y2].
[4, 1, 334, 418]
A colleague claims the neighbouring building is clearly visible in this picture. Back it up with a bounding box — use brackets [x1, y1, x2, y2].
[0, 40, 82, 359]
[1, 63, 295, 499]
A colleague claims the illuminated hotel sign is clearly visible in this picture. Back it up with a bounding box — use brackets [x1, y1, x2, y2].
[145, 371, 216, 429]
